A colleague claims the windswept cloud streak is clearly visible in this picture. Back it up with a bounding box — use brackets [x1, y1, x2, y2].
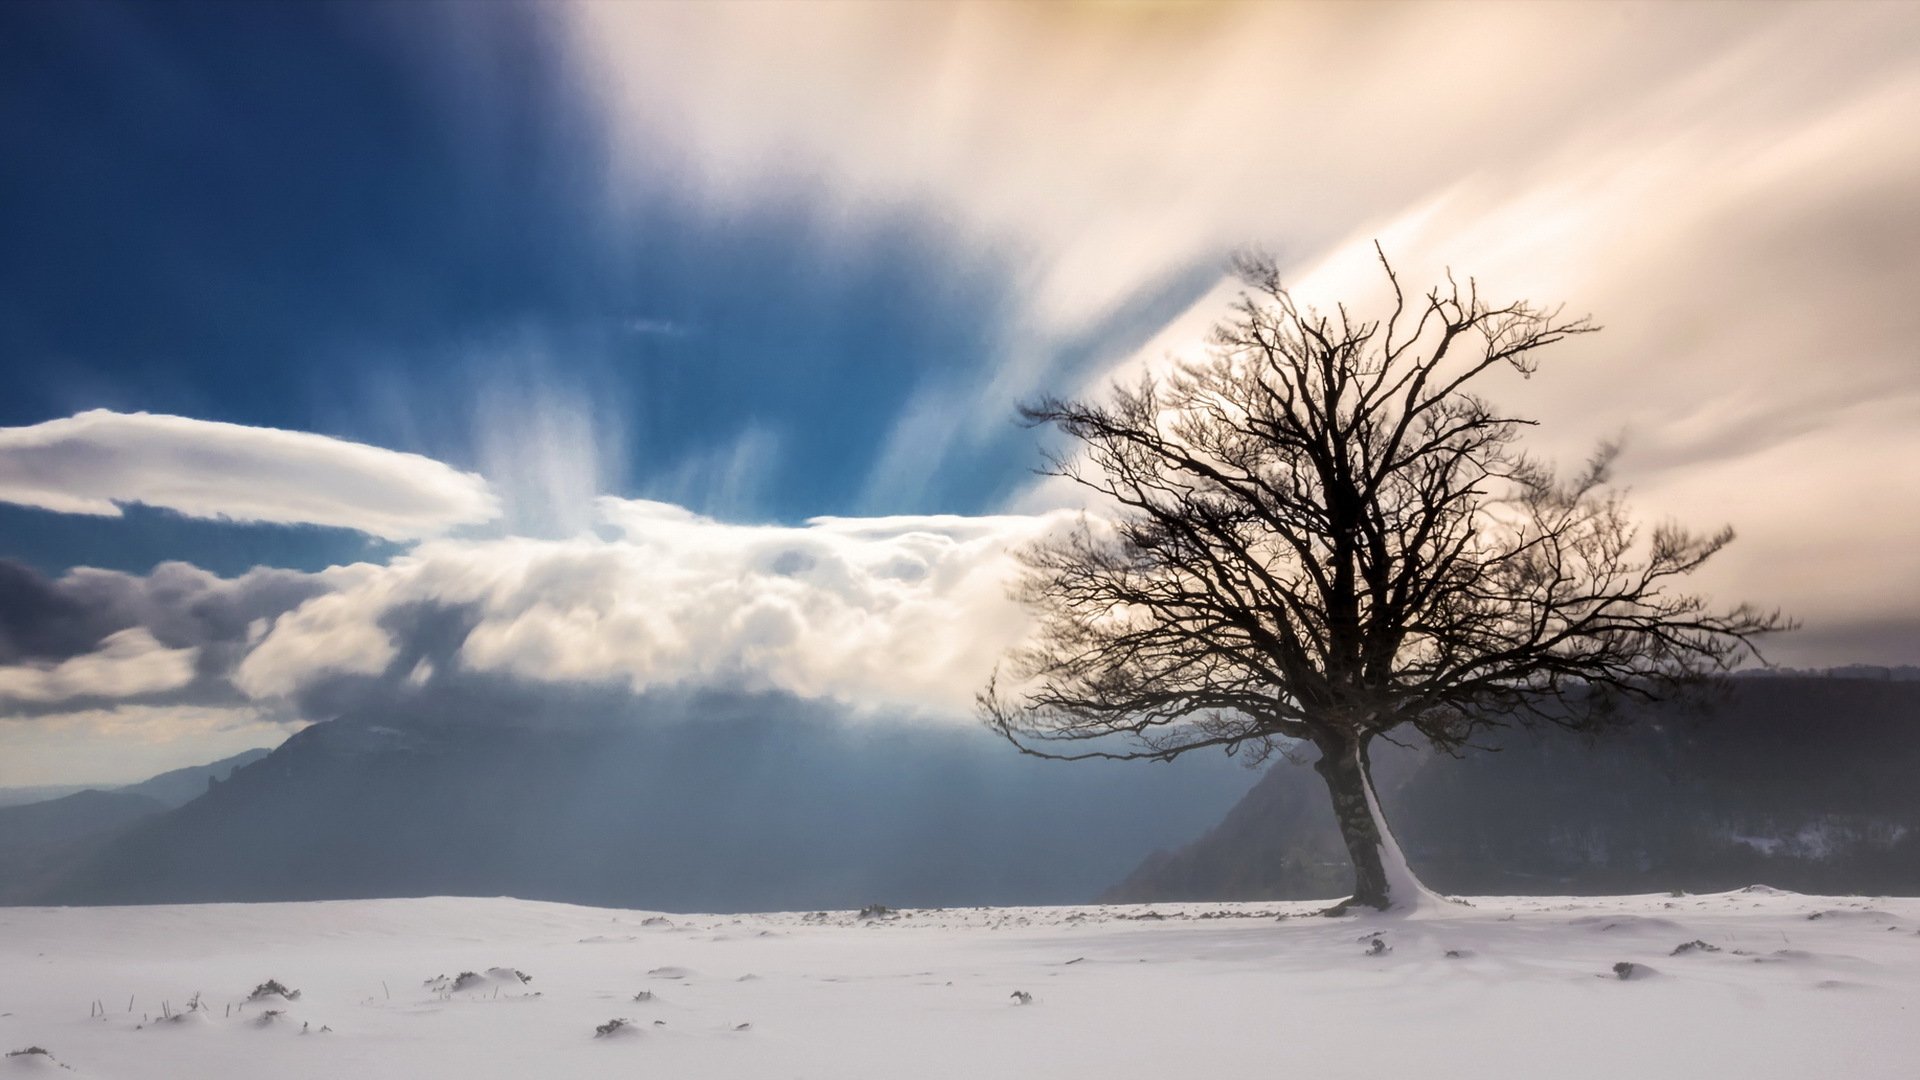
[558, 0, 1920, 590]
[0, 410, 499, 540]
[561, 0, 1920, 664]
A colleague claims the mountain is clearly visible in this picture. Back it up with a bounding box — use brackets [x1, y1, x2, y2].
[0, 785, 90, 808]
[115, 747, 274, 807]
[1107, 675, 1920, 902]
[0, 789, 168, 902]
[16, 675, 1916, 911]
[18, 704, 1256, 911]
[0, 748, 274, 903]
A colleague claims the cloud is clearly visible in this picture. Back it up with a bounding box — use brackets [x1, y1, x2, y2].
[35, 561, 335, 659]
[641, 425, 782, 522]
[0, 410, 499, 540]
[555, 3, 1920, 660]
[463, 355, 630, 540]
[0, 628, 195, 705]
[234, 499, 1065, 713]
[559, 6, 1913, 471]
[0, 558, 336, 718]
[0, 486, 1061, 739]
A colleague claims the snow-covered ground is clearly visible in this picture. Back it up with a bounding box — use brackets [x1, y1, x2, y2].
[3, 889, 1917, 1078]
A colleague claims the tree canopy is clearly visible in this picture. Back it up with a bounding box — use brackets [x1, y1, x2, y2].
[982, 248, 1787, 910]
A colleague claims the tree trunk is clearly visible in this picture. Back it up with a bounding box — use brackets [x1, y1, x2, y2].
[1312, 735, 1419, 913]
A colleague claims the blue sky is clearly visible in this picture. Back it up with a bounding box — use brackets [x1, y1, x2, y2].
[1, 1, 1210, 577]
[4, 1, 1919, 784]
[7, 0, 1113, 568]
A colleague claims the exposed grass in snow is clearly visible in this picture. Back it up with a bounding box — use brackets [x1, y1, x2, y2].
[1, 889, 1917, 1078]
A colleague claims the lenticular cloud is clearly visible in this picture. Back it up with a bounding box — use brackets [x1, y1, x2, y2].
[0, 410, 499, 540]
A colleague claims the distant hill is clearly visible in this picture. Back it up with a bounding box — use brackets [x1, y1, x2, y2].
[0, 785, 90, 809]
[117, 747, 274, 807]
[1106, 675, 1920, 902]
[0, 789, 168, 902]
[0, 748, 273, 903]
[17, 707, 1255, 912]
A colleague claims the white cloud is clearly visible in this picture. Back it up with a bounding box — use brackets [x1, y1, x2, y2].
[0, 410, 499, 540]
[470, 365, 627, 540]
[640, 425, 783, 522]
[234, 500, 1068, 714]
[230, 563, 399, 699]
[0, 628, 196, 705]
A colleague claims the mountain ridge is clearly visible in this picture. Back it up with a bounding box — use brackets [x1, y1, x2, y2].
[1105, 675, 1920, 902]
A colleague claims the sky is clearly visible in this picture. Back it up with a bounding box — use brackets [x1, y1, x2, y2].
[3, 0, 1918, 785]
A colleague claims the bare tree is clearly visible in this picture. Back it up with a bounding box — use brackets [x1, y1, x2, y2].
[980, 247, 1788, 912]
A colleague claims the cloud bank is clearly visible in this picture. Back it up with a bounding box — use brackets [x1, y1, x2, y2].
[234, 499, 1059, 712]
[1, 500, 1065, 781]
[0, 410, 499, 540]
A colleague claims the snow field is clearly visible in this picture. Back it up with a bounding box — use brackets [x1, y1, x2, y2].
[2, 888, 1917, 1078]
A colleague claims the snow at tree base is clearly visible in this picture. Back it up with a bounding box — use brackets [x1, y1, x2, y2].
[4, 889, 1918, 1079]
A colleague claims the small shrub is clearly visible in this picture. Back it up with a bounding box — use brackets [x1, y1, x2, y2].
[594, 1018, 632, 1038]
[249, 979, 300, 1001]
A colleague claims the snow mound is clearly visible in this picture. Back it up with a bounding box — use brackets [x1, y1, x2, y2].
[427, 968, 533, 993]
[594, 1018, 641, 1039]
[1569, 915, 1684, 934]
[2, 1048, 74, 1075]
[1742, 949, 1823, 965]
[146, 1010, 214, 1030]
[1814, 979, 1872, 991]
[246, 980, 300, 1005]
[1803, 908, 1895, 922]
